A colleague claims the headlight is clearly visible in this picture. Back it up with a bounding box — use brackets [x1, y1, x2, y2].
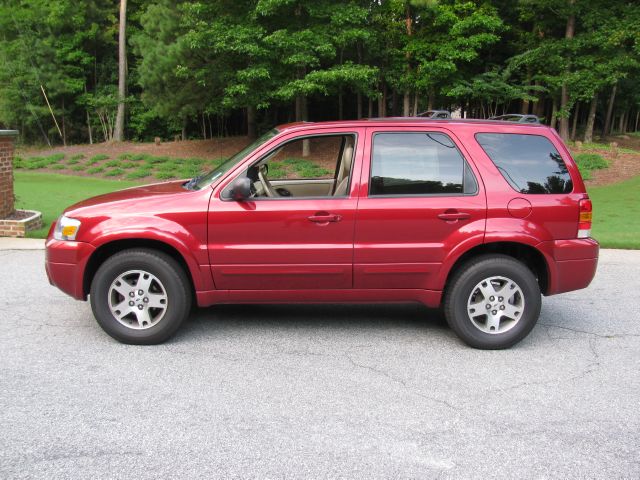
[53, 216, 81, 241]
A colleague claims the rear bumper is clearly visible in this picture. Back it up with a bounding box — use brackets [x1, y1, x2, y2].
[537, 238, 599, 295]
[45, 239, 96, 300]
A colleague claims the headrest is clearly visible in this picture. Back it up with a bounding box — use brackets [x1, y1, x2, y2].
[342, 145, 353, 174]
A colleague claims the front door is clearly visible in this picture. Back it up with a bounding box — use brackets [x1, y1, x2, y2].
[354, 127, 487, 290]
[208, 128, 363, 290]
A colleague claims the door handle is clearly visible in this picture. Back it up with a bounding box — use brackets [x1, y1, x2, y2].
[438, 211, 471, 221]
[308, 213, 342, 223]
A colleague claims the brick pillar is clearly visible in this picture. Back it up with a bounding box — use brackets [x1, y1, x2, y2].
[0, 131, 18, 218]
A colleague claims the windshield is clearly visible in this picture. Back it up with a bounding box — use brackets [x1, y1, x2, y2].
[191, 128, 279, 190]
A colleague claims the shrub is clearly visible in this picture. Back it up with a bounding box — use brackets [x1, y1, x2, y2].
[87, 154, 109, 165]
[51, 164, 66, 170]
[70, 153, 85, 161]
[156, 171, 177, 180]
[156, 161, 180, 172]
[71, 165, 86, 172]
[129, 153, 152, 162]
[24, 156, 46, 169]
[45, 153, 65, 163]
[120, 161, 137, 169]
[574, 153, 608, 180]
[575, 153, 608, 171]
[144, 155, 169, 165]
[87, 166, 105, 174]
[105, 168, 125, 177]
[126, 169, 152, 180]
[104, 159, 122, 168]
[178, 164, 202, 178]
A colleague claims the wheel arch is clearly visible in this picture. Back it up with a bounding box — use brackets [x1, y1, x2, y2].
[83, 238, 201, 299]
[442, 241, 550, 299]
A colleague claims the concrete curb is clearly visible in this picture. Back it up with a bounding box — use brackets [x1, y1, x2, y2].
[0, 237, 46, 250]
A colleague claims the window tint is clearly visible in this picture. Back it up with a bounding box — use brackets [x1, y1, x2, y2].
[370, 132, 474, 196]
[476, 133, 572, 194]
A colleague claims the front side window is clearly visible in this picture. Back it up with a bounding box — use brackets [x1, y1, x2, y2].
[193, 128, 279, 189]
[476, 133, 572, 194]
[227, 133, 356, 199]
[370, 132, 475, 196]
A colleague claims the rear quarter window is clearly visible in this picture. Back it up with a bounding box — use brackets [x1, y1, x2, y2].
[475, 133, 572, 194]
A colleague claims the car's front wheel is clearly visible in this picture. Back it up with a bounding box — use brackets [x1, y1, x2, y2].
[444, 254, 541, 349]
[90, 249, 192, 344]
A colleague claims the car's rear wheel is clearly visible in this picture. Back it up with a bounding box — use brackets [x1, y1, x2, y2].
[90, 249, 191, 344]
[444, 254, 541, 349]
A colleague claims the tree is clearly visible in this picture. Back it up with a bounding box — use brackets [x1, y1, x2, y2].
[113, 0, 127, 141]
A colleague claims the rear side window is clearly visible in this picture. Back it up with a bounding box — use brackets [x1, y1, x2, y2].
[370, 132, 477, 196]
[476, 133, 572, 194]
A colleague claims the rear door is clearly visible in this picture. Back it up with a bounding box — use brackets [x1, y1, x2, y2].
[354, 127, 487, 290]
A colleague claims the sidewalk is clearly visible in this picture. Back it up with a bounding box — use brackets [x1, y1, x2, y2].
[0, 237, 45, 250]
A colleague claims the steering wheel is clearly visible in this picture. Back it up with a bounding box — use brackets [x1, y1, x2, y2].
[258, 164, 278, 198]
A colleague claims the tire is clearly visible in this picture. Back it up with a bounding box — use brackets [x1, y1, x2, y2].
[90, 248, 192, 345]
[444, 254, 541, 349]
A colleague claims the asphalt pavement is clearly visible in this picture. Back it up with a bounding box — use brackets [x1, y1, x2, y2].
[1, 248, 639, 479]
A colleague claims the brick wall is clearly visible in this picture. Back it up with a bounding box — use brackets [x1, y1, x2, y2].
[0, 131, 18, 219]
[0, 210, 42, 237]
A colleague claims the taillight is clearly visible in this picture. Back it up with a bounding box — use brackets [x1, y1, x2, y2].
[578, 198, 592, 238]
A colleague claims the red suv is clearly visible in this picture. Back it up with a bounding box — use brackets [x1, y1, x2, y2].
[45, 119, 598, 349]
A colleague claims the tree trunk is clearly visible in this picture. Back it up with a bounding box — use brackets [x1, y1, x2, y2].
[378, 84, 387, 117]
[86, 109, 93, 145]
[619, 110, 626, 134]
[295, 94, 309, 156]
[61, 97, 67, 147]
[635, 110, 639, 132]
[602, 82, 617, 137]
[338, 90, 344, 120]
[390, 90, 397, 116]
[559, 83, 570, 140]
[570, 102, 579, 141]
[403, 92, 410, 116]
[247, 105, 256, 139]
[522, 69, 532, 114]
[559, 8, 576, 141]
[427, 90, 434, 111]
[84, 84, 93, 144]
[357, 92, 362, 119]
[403, 5, 413, 118]
[413, 93, 418, 117]
[181, 118, 187, 141]
[114, 0, 127, 141]
[583, 94, 598, 143]
[368, 96, 373, 118]
[550, 97, 558, 130]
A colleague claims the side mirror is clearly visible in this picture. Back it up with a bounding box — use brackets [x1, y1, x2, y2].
[226, 176, 252, 201]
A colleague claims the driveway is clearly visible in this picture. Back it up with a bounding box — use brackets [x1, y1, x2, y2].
[1, 248, 638, 479]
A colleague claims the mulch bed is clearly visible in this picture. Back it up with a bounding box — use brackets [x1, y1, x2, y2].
[2, 210, 33, 221]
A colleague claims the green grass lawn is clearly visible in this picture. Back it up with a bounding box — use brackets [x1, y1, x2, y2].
[12, 171, 640, 248]
[14, 172, 141, 238]
[589, 176, 640, 249]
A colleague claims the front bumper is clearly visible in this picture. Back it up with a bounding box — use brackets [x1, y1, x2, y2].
[537, 238, 599, 295]
[45, 239, 96, 300]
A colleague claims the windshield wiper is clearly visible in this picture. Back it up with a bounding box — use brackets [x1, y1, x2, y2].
[183, 175, 202, 191]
